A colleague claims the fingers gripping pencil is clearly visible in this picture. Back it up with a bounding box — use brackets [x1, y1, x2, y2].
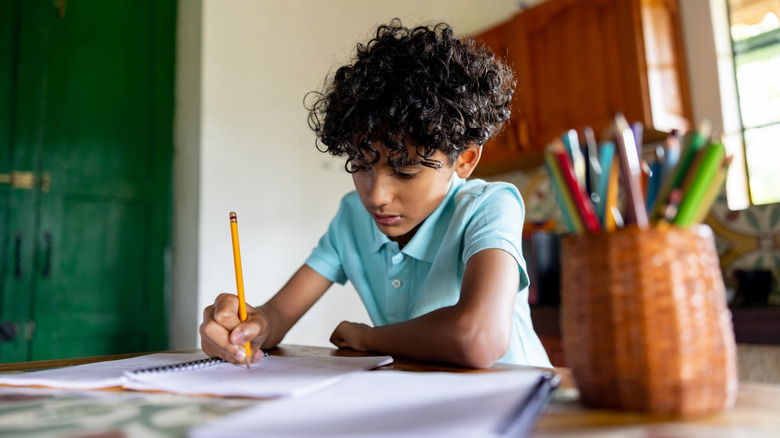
[230, 212, 253, 368]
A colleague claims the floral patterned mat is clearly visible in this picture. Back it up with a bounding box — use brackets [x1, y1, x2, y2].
[0, 386, 256, 438]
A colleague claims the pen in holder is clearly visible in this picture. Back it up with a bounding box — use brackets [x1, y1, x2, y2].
[560, 225, 738, 417]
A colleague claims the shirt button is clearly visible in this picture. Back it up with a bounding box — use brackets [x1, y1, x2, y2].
[391, 279, 402, 288]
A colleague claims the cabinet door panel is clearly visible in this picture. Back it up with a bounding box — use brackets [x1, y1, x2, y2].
[474, 19, 523, 168]
[32, 0, 173, 360]
[1, 0, 174, 362]
[513, 0, 646, 145]
[33, 199, 152, 359]
[471, 0, 690, 175]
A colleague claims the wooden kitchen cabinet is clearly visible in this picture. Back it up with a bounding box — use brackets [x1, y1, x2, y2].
[472, 0, 691, 176]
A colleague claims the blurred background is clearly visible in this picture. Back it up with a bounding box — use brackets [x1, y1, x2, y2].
[1, 1, 778, 383]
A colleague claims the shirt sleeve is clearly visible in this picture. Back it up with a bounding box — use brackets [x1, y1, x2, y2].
[461, 184, 530, 291]
[304, 199, 349, 285]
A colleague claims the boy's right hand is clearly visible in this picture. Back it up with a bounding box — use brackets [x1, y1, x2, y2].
[199, 293, 269, 365]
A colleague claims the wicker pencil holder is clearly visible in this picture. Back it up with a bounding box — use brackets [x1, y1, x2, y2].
[560, 225, 738, 417]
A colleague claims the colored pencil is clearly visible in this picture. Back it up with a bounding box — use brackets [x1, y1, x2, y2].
[544, 145, 584, 234]
[553, 143, 601, 233]
[673, 142, 727, 227]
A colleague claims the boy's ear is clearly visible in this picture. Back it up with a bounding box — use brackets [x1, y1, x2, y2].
[454, 144, 482, 178]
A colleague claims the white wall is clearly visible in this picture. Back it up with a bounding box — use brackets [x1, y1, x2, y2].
[174, 0, 528, 349]
[172, 0, 202, 351]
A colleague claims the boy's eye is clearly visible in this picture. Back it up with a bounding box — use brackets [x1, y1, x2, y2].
[346, 161, 370, 173]
[393, 169, 416, 180]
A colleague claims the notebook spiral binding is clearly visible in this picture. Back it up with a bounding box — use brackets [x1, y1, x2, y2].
[129, 350, 272, 375]
[130, 357, 227, 374]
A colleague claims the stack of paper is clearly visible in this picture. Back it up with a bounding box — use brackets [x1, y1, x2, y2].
[189, 368, 557, 437]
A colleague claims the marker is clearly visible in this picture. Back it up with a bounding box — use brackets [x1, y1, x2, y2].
[651, 121, 710, 220]
[631, 121, 644, 159]
[673, 141, 727, 227]
[583, 126, 602, 207]
[660, 188, 684, 223]
[561, 129, 586, 190]
[609, 113, 648, 228]
[645, 144, 664, 211]
[604, 158, 620, 231]
[692, 155, 732, 224]
[596, 141, 616, 224]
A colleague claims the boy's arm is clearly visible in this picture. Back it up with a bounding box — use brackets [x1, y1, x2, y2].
[330, 248, 518, 369]
[256, 264, 334, 347]
[200, 264, 333, 364]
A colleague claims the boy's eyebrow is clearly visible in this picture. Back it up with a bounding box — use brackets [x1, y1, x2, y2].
[405, 158, 443, 169]
[349, 157, 442, 170]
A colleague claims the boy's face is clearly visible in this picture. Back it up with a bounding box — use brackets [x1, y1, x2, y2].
[351, 143, 479, 246]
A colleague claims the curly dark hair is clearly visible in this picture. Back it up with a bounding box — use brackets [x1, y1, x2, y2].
[306, 19, 515, 173]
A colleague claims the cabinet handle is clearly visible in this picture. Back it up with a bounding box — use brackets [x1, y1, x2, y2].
[0, 321, 19, 342]
[55, 0, 67, 18]
[0, 171, 49, 191]
[14, 232, 22, 279]
[42, 232, 52, 278]
[0, 171, 35, 190]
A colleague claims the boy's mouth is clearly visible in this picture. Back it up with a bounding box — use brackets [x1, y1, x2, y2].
[372, 213, 401, 226]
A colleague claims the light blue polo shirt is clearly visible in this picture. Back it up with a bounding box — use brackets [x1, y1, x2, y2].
[305, 176, 551, 367]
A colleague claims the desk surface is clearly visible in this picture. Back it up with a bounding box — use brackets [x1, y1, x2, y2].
[1, 345, 779, 438]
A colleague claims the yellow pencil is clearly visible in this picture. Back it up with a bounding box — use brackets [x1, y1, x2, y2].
[229, 211, 252, 368]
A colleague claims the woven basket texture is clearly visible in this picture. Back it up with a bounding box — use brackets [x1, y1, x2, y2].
[560, 225, 738, 416]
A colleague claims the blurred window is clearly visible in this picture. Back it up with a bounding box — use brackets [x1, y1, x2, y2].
[727, 0, 780, 205]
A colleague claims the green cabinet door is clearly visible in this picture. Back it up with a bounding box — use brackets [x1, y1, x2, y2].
[0, 0, 175, 361]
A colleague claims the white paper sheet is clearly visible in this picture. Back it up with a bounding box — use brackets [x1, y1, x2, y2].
[189, 368, 550, 438]
[0, 353, 392, 399]
[0, 353, 207, 389]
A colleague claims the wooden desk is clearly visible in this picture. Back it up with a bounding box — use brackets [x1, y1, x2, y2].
[1, 345, 779, 437]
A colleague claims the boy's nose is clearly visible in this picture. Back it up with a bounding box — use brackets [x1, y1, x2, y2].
[366, 174, 393, 207]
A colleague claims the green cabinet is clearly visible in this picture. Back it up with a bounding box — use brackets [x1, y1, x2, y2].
[0, 0, 175, 361]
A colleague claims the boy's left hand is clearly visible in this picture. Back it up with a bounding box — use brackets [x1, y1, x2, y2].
[330, 321, 371, 351]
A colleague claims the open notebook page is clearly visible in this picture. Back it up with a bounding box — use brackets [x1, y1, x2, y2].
[0, 353, 206, 390]
[123, 355, 393, 398]
[0, 353, 392, 398]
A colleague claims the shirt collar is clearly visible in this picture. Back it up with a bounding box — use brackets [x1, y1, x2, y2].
[369, 175, 465, 262]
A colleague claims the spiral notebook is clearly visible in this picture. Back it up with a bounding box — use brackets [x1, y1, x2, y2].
[0, 352, 393, 398]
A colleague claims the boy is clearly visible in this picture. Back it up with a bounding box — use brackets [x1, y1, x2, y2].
[200, 19, 551, 368]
